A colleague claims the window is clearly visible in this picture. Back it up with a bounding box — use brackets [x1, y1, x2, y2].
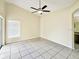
[7, 20, 20, 38]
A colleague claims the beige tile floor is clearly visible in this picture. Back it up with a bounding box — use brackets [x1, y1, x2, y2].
[0, 38, 79, 59]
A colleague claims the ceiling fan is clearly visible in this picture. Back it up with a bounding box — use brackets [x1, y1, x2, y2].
[31, 0, 50, 15]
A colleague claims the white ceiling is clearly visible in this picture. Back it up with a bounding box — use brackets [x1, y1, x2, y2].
[6, 0, 76, 15]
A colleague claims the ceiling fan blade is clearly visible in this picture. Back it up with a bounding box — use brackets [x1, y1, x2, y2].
[43, 10, 50, 12]
[32, 11, 38, 13]
[42, 5, 47, 9]
[31, 7, 38, 10]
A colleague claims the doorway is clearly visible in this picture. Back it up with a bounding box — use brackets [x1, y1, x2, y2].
[73, 9, 79, 49]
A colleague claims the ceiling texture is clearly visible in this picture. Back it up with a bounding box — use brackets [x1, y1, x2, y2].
[6, 0, 76, 15]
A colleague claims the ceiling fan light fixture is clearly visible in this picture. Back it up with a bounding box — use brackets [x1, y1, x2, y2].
[38, 11, 43, 13]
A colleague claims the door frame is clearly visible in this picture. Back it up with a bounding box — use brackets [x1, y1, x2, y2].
[0, 16, 5, 45]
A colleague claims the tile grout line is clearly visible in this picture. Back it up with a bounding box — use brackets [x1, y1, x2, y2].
[34, 44, 65, 59]
[66, 49, 73, 59]
[21, 42, 40, 59]
[17, 45, 23, 59]
[50, 47, 65, 59]
[18, 43, 34, 59]
[20, 41, 46, 59]
[19, 40, 64, 59]
[9, 45, 11, 59]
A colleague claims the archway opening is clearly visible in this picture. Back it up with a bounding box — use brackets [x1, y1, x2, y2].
[72, 8, 79, 49]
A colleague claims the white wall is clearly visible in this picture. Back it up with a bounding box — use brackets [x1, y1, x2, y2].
[6, 3, 40, 43]
[0, 0, 5, 17]
[40, 10, 73, 48]
[40, 0, 79, 49]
